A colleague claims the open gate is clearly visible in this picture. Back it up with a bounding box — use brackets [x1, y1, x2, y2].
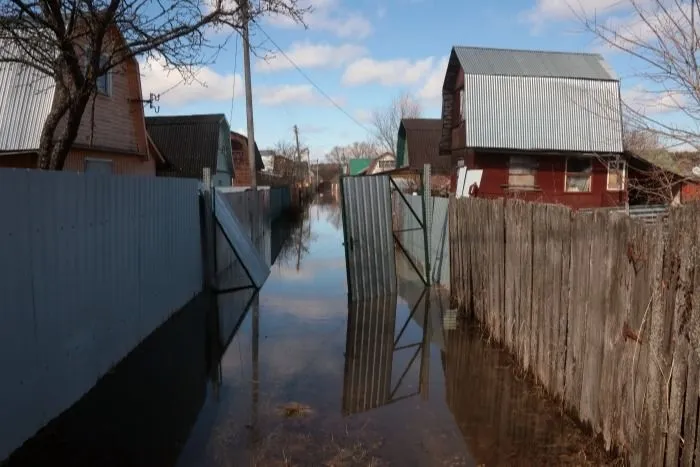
[340, 164, 432, 301]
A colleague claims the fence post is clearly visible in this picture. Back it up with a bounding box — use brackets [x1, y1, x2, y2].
[200, 167, 217, 290]
[422, 164, 432, 286]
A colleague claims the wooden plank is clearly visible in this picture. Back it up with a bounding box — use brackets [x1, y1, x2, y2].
[557, 206, 572, 401]
[667, 340, 689, 467]
[683, 352, 700, 467]
[504, 201, 519, 352]
[531, 204, 545, 380]
[519, 202, 534, 371]
[494, 199, 505, 343]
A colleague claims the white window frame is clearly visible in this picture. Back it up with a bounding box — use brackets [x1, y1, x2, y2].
[459, 88, 465, 121]
[84, 157, 114, 175]
[606, 159, 626, 191]
[564, 156, 593, 193]
[508, 155, 537, 189]
[84, 49, 112, 96]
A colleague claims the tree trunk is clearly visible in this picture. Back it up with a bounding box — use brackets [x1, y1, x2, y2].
[36, 87, 70, 170]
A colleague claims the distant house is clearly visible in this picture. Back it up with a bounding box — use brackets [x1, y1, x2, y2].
[230, 131, 264, 187]
[146, 114, 233, 186]
[0, 41, 160, 174]
[348, 158, 372, 176]
[397, 118, 453, 194]
[363, 153, 396, 175]
[260, 150, 276, 174]
[440, 46, 625, 209]
[628, 151, 700, 205]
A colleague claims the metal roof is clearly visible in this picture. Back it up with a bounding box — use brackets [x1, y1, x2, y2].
[146, 114, 229, 179]
[0, 43, 56, 151]
[464, 74, 623, 153]
[453, 46, 617, 80]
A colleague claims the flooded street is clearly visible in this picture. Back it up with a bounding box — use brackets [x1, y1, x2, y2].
[5, 199, 618, 467]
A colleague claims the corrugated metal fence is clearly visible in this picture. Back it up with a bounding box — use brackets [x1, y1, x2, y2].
[580, 204, 669, 223]
[394, 194, 450, 288]
[0, 168, 203, 461]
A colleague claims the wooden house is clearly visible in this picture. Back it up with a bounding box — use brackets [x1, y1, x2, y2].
[439, 46, 626, 209]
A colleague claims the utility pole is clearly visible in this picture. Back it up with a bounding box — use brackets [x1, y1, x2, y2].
[294, 124, 302, 185]
[242, 0, 257, 189]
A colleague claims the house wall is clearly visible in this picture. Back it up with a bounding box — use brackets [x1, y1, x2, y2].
[231, 134, 253, 187]
[0, 154, 38, 168]
[68, 57, 149, 157]
[64, 149, 155, 175]
[0, 168, 202, 461]
[473, 152, 626, 209]
[682, 182, 700, 202]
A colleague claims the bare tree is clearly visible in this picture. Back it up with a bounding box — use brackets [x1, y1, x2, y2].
[0, 0, 307, 170]
[371, 91, 422, 156]
[324, 141, 378, 166]
[578, 0, 700, 150]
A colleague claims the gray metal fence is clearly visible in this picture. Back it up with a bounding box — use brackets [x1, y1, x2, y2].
[0, 169, 203, 461]
[580, 204, 670, 223]
[395, 194, 450, 289]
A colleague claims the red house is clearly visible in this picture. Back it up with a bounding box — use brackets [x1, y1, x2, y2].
[439, 46, 626, 209]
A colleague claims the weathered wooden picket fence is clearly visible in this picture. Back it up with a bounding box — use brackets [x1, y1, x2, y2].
[449, 197, 700, 465]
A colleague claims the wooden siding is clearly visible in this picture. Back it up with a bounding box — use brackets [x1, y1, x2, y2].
[64, 150, 155, 176]
[68, 58, 149, 157]
[473, 152, 626, 209]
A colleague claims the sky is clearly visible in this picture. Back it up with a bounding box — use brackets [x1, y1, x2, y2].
[139, 0, 689, 161]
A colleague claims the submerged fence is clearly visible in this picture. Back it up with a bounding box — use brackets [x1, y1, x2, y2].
[394, 194, 450, 288]
[450, 198, 700, 465]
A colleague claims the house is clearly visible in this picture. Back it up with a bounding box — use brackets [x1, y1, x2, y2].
[230, 131, 264, 187]
[362, 153, 396, 175]
[439, 46, 625, 209]
[348, 158, 372, 175]
[0, 41, 160, 174]
[628, 151, 700, 205]
[397, 118, 453, 194]
[146, 114, 233, 186]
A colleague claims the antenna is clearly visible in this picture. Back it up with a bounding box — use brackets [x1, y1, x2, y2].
[132, 93, 160, 113]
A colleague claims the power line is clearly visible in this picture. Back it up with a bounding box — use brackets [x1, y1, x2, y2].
[229, 33, 240, 125]
[253, 22, 372, 134]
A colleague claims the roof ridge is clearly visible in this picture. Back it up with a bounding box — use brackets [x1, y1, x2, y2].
[453, 45, 603, 58]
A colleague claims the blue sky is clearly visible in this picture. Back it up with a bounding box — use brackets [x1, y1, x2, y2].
[140, 0, 684, 160]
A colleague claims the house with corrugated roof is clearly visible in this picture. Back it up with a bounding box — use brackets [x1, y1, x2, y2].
[0, 41, 162, 175]
[146, 114, 234, 187]
[440, 46, 626, 209]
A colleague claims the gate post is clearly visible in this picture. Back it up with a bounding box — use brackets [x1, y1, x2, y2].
[422, 164, 432, 286]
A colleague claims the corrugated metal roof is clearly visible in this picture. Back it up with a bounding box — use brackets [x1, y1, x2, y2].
[454, 46, 617, 80]
[0, 43, 56, 151]
[146, 114, 227, 179]
[464, 75, 623, 153]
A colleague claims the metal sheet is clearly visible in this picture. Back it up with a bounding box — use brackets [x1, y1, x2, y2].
[213, 189, 270, 288]
[464, 75, 623, 153]
[0, 42, 56, 151]
[454, 46, 616, 80]
[342, 295, 397, 416]
[341, 176, 396, 300]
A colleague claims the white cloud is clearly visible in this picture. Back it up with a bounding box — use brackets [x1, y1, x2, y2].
[417, 57, 448, 104]
[257, 84, 342, 107]
[266, 0, 372, 39]
[257, 41, 366, 72]
[623, 85, 686, 115]
[342, 57, 434, 86]
[140, 57, 243, 106]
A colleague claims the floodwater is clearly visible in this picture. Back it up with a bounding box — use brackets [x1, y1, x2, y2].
[3, 197, 618, 467]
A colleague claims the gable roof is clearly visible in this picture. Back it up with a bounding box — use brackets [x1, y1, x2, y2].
[349, 158, 372, 175]
[146, 114, 230, 179]
[452, 46, 617, 80]
[398, 118, 451, 174]
[631, 151, 700, 180]
[440, 46, 623, 155]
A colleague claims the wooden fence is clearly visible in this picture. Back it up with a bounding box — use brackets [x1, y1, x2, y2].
[449, 197, 700, 465]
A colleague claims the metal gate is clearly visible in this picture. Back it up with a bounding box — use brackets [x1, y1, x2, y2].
[340, 165, 432, 301]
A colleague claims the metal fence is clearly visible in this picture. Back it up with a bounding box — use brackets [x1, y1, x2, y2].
[580, 204, 669, 223]
[0, 169, 203, 461]
[394, 194, 450, 288]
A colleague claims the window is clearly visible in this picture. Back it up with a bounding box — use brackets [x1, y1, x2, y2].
[378, 160, 394, 170]
[565, 157, 592, 192]
[459, 88, 465, 120]
[508, 155, 537, 188]
[84, 158, 113, 175]
[96, 56, 111, 95]
[607, 160, 626, 191]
